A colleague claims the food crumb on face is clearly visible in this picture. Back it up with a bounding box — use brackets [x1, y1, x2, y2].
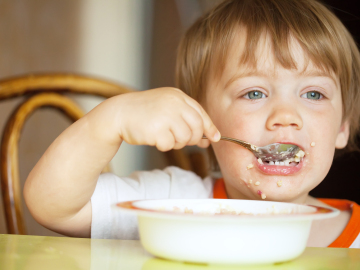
[254, 181, 260, 186]
[247, 163, 254, 170]
[277, 180, 282, 187]
[310, 142, 316, 147]
[257, 158, 263, 164]
[249, 179, 253, 184]
[261, 193, 266, 199]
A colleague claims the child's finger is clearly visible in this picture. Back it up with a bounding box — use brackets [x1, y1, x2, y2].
[204, 124, 221, 142]
[197, 108, 220, 141]
[184, 97, 220, 142]
[180, 107, 205, 146]
[170, 120, 193, 149]
[197, 138, 211, 148]
[155, 130, 176, 152]
[200, 111, 220, 142]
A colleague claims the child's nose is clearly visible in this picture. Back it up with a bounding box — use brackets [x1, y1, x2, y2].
[265, 104, 303, 131]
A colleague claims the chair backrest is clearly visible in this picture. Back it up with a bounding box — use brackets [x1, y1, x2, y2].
[0, 73, 196, 235]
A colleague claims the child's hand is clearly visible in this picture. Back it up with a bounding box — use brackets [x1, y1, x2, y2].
[113, 87, 220, 151]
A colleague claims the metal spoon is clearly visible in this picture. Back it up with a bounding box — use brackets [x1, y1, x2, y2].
[203, 136, 300, 162]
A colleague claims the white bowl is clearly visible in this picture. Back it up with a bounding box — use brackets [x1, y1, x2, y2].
[117, 199, 339, 265]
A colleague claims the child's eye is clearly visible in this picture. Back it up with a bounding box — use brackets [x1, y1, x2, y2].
[301, 91, 323, 100]
[243, 90, 267, 100]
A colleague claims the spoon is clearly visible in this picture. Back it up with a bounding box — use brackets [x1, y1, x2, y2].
[202, 136, 300, 162]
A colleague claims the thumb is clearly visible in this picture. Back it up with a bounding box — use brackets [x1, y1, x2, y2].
[203, 124, 221, 142]
[201, 113, 220, 142]
[184, 96, 220, 142]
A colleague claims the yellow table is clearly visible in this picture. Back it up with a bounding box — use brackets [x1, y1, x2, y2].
[0, 234, 359, 270]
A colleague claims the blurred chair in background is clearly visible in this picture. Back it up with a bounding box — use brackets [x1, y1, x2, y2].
[0, 73, 206, 235]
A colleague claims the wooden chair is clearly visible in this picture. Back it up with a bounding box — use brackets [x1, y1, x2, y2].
[0, 73, 203, 235]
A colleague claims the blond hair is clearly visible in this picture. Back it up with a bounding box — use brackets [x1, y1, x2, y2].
[176, 0, 360, 150]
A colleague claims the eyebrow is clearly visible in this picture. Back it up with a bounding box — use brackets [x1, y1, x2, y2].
[225, 68, 338, 89]
[224, 69, 268, 89]
[299, 69, 338, 85]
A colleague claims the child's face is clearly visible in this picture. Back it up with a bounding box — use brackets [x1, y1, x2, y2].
[205, 30, 349, 203]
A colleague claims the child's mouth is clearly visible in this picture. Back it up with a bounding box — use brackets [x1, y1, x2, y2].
[256, 159, 303, 175]
[263, 158, 299, 167]
[255, 147, 305, 175]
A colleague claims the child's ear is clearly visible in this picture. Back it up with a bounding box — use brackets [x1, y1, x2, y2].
[335, 120, 350, 149]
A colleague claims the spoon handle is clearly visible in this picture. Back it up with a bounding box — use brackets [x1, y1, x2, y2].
[202, 136, 256, 153]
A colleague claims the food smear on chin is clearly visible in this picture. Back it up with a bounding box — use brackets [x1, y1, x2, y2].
[257, 190, 266, 199]
[247, 163, 254, 170]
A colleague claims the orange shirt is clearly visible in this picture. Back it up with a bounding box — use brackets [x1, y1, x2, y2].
[213, 179, 360, 248]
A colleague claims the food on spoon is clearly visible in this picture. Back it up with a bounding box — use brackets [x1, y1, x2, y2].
[295, 150, 305, 158]
[251, 145, 259, 152]
[263, 148, 305, 166]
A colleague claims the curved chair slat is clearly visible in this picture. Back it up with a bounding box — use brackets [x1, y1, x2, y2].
[1, 93, 86, 234]
[0, 73, 133, 100]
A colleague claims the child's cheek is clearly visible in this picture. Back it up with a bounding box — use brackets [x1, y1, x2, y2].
[213, 142, 255, 180]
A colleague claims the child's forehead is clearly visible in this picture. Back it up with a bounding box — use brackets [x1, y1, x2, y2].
[214, 28, 337, 85]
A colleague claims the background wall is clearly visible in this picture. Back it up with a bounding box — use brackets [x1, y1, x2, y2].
[0, 0, 157, 236]
[0, 0, 83, 236]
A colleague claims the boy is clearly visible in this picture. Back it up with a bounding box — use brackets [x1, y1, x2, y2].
[24, 0, 360, 248]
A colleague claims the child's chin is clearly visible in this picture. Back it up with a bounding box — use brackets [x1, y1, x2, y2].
[252, 191, 301, 202]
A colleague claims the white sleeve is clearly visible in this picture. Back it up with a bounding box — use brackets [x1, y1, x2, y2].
[90, 166, 214, 239]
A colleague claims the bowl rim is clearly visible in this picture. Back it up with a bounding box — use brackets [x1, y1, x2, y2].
[115, 199, 340, 222]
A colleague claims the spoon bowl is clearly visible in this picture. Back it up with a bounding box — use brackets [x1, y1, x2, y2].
[203, 136, 300, 161]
